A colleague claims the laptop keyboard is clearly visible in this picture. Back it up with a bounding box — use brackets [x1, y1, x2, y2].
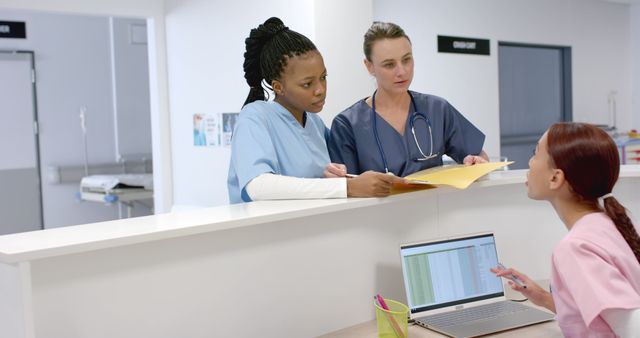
[417, 301, 531, 328]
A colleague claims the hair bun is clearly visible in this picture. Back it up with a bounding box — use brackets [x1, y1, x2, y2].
[259, 17, 289, 37]
[242, 16, 315, 107]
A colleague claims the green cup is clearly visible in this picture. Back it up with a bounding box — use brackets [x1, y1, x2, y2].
[374, 298, 409, 338]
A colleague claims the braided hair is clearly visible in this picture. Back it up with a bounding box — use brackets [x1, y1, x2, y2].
[547, 122, 640, 264]
[242, 17, 317, 107]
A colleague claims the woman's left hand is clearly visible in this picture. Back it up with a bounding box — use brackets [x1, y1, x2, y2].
[463, 155, 488, 165]
[324, 163, 347, 178]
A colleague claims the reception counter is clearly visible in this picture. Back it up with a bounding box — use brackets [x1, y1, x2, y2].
[1, 166, 639, 338]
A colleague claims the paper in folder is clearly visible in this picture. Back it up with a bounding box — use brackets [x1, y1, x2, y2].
[404, 162, 513, 189]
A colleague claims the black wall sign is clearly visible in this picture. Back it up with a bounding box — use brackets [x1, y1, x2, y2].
[0, 21, 27, 39]
[438, 35, 489, 55]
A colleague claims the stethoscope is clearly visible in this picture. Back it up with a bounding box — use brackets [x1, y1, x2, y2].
[372, 90, 438, 174]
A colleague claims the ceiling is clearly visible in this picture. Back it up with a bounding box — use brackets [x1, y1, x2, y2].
[601, 0, 640, 4]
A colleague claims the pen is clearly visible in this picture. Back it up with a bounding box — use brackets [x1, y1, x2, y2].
[346, 172, 396, 178]
[497, 262, 527, 289]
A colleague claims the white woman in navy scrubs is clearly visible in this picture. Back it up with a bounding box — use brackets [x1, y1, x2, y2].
[328, 22, 488, 177]
[228, 18, 405, 204]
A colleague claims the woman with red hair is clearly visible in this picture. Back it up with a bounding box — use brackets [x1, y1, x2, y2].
[493, 123, 640, 337]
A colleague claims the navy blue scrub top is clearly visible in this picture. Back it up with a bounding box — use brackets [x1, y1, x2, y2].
[328, 91, 485, 177]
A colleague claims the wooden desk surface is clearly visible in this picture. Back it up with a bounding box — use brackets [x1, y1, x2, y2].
[320, 283, 562, 338]
[318, 317, 561, 338]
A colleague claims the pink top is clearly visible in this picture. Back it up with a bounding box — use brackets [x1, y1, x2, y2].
[551, 212, 640, 337]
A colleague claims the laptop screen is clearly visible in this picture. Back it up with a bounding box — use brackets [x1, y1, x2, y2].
[400, 233, 504, 313]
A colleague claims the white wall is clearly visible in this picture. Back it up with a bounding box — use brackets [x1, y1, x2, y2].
[632, 3, 640, 130]
[314, 0, 375, 125]
[374, 0, 633, 157]
[0, 0, 173, 213]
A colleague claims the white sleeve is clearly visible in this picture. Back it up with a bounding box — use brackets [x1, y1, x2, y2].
[245, 173, 347, 201]
[601, 308, 640, 337]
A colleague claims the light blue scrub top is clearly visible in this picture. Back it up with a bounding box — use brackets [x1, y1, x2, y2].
[227, 101, 330, 204]
[328, 91, 485, 177]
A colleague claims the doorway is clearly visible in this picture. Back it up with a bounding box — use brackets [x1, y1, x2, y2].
[0, 9, 154, 233]
[0, 50, 43, 234]
[498, 43, 572, 169]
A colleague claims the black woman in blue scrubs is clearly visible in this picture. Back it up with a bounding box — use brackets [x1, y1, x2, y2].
[328, 22, 488, 177]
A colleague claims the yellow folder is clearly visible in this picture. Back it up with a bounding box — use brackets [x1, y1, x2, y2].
[404, 162, 514, 189]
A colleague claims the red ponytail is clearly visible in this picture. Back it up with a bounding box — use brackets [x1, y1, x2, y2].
[603, 197, 640, 263]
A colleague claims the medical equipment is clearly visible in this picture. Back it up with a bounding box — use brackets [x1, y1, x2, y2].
[371, 90, 438, 174]
[79, 106, 89, 176]
[608, 91, 618, 131]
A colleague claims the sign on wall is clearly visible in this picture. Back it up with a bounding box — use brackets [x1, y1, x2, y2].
[438, 35, 490, 55]
[0, 21, 26, 39]
[193, 112, 238, 147]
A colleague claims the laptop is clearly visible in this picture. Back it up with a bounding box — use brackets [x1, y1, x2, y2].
[399, 233, 555, 338]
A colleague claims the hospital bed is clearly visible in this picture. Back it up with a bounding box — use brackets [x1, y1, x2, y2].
[79, 174, 153, 218]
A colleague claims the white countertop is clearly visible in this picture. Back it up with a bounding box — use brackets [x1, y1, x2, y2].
[1, 166, 638, 264]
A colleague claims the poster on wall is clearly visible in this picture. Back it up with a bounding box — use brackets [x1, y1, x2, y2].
[193, 112, 239, 147]
[221, 113, 238, 146]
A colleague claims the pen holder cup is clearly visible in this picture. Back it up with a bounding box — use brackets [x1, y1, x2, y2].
[374, 299, 409, 338]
